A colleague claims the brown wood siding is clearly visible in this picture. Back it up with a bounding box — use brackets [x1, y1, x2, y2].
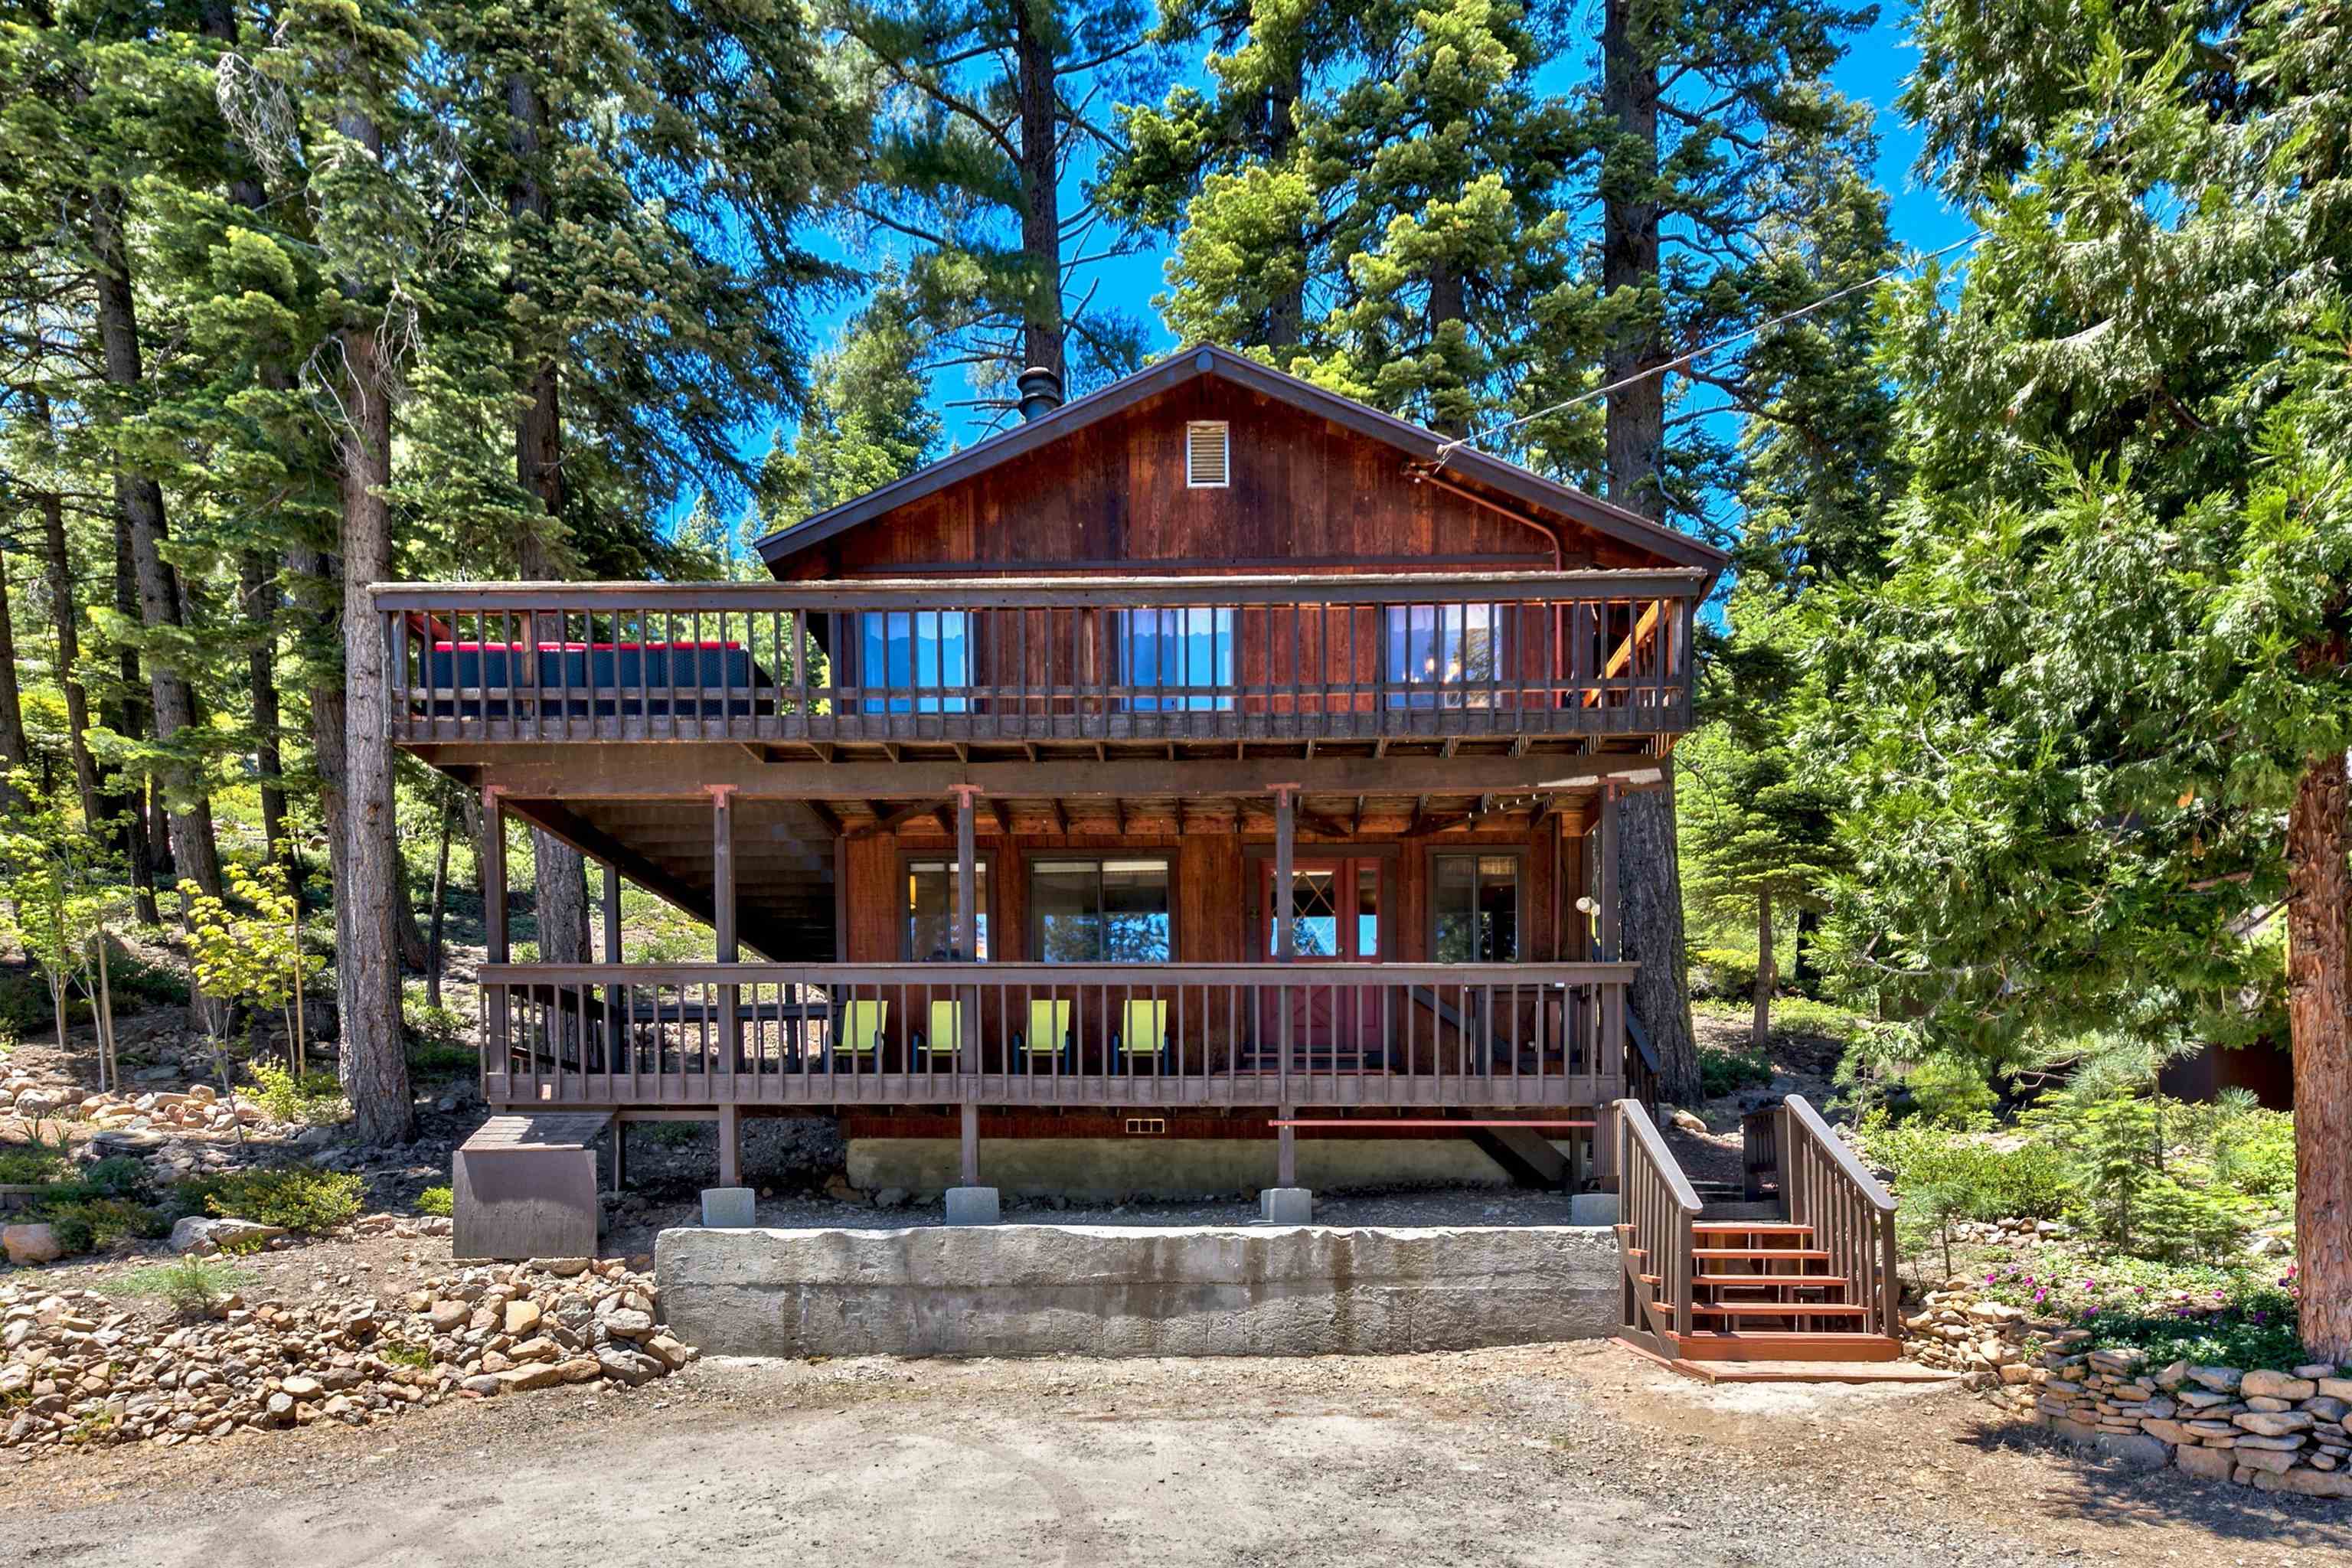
[781, 381, 1661, 580]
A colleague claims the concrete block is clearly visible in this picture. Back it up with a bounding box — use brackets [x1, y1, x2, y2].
[701, 1187, 756, 1228]
[944, 1187, 1000, 1226]
[1258, 1187, 1312, 1224]
[1568, 1192, 1620, 1227]
[657, 1221, 1620, 1358]
[848, 1135, 1579, 1200]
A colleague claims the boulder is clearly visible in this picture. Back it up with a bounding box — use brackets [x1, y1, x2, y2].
[2251, 1467, 2352, 1499]
[503, 1300, 542, 1337]
[2090, 1432, 2171, 1471]
[2233, 1410, 2314, 1438]
[594, 1344, 662, 1387]
[2187, 1366, 2243, 1393]
[2173, 1444, 2236, 1482]
[2, 1223, 61, 1266]
[169, 1216, 288, 1256]
[599, 1307, 655, 1341]
[495, 1364, 567, 1393]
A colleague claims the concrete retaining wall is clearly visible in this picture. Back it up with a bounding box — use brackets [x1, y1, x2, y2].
[657, 1222, 1618, 1358]
[848, 1136, 1580, 1200]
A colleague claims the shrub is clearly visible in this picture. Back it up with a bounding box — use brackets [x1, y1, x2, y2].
[1861, 1118, 2069, 1223]
[1979, 1253, 2312, 1371]
[77, 1155, 149, 1197]
[108, 1256, 250, 1318]
[381, 1339, 433, 1369]
[1697, 1042, 1773, 1099]
[44, 1196, 168, 1254]
[247, 1062, 349, 1126]
[2022, 1089, 2256, 1261]
[415, 1184, 452, 1217]
[1688, 946, 1759, 1002]
[406, 1039, 476, 1077]
[190, 1168, 364, 1235]
[0, 1145, 69, 1185]
[1766, 998, 1865, 1043]
[1895, 1057, 1998, 1130]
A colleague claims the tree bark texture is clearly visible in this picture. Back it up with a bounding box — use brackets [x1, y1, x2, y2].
[2287, 749, 2349, 1361]
[1013, 2, 1063, 381]
[1753, 893, 1774, 1051]
[505, 64, 590, 967]
[1598, 0, 1697, 1104]
[0, 534, 32, 797]
[88, 184, 224, 903]
[333, 313, 413, 1145]
[240, 552, 294, 880]
[34, 452, 101, 831]
[107, 517, 162, 921]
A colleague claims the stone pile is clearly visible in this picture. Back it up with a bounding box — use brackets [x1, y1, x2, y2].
[2030, 1351, 2350, 1498]
[2, 1072, 259, 1138]
[1, 1257, 696, 1459]
[1903, 1279, 2056, 1378]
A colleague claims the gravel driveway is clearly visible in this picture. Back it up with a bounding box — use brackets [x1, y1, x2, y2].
[10, 1341, 2347, 1566]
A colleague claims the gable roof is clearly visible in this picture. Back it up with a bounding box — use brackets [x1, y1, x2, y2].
[752, 343, 1729, 579]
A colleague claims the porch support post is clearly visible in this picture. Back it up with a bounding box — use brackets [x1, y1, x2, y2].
[717, 1105, 741, 1190]
[482, 787, 509, 1087]
[951, 784, 980, 961]
[601, 860, 622, 963]
[960, 1101, 980, 1186]
[1272, 786, 1297, 962]
[1277, 1114, 1297, 1187]
[1596, 784, 1623, 962]
[710, 787, 740, 1165]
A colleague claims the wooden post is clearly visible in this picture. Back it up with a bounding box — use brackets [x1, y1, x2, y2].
[717, 1105, 740, 1188]
[711, 786, 739, 1101]
[482, 787, 508, 1088]
[1277, 1111, 1297, 1187]
[1596, 784, 1622, 962]
[602, 860, 622, 963]
[960, 1100, 980, 1187]
[602, 860, 622, 1082]
[1272, 786, 1295, 962]
[952, 784, 980, 961]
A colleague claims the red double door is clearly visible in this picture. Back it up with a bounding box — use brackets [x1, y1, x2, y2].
[1259, 856, 1386, 1060]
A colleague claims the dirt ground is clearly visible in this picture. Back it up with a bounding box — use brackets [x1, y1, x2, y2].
[7, 1327, 2346, 1566]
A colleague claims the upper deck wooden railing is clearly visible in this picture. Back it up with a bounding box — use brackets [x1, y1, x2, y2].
[374, 571, 1700, 748]
[479, 959, 1633, 1110]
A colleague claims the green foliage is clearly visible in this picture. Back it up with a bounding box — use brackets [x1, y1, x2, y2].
[43, 1197, 170, 1256]
[107, 1256, 250, 1318]
[1697, 1044, 1773, 1100]
[415, 1184, 452, 1217]
[1897, 1057, 1999, 1132]
[1977, 1252, 2313, 1372]
[1864, 1117, 2071, 1224]
[247, 1063, 349, 1127]
[381, 1339, 434, 1369]
[1687, 948, 1759, 1004]
[180, 864, 321, 1050]
[188, 1168, 364, 1236]
[2020, 1087, 2258, 1262]
[0, 1145, 70, 1185]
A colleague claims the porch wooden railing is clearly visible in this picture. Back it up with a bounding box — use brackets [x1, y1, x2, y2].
[1741, 1102, 1781, 1200]
[1763, 1096, 1901, 1338]
[478, 960, 1633, 1109]
[375, 572, 1700, 747]
[1614, 1097, 1700, 1339]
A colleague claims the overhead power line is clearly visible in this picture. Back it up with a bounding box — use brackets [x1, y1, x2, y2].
[1432, 228, 1989, 462]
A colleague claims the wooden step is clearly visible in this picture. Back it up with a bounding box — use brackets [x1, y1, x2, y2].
[1694, 1247, 1831, 1261]
[1638, 1274, 1847, 1290]
[1614, 1339, 1956, 1385]
[1690, 1220, 1813, 1235]
[1660, 1331, 1904, 1364]
[1694, 1301, 1871, 1319]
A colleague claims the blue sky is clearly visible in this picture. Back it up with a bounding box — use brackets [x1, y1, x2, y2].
[686, 8, 1970, 532]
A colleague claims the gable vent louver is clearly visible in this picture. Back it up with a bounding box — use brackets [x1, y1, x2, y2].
[1185, 421, 1230, 488]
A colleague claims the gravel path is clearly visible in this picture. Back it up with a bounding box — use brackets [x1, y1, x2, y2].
[9, 1341, 2344, 1566]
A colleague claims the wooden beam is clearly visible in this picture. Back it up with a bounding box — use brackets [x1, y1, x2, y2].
[462, 749, 1668, 802]
[711, 788, 737, 964]
[482, 787, 508, 965]
[854, 798, 947, 838]
[806, 799, 844, 836]
[1273, 786, 1295, 964]
[953, 786, 978, 962]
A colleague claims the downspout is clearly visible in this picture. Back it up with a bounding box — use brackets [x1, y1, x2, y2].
[1406, 462, 1565, 570]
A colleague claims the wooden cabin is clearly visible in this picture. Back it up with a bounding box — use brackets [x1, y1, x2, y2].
[381, 346, 1726, 1204]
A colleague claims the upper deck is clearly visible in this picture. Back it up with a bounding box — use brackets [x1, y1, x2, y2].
[377, 569, 1701, 767]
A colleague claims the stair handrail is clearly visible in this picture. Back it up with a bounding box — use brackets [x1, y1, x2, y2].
[1778, 1095, 1900, 1337]
[1614, 1098, 1700, 1339]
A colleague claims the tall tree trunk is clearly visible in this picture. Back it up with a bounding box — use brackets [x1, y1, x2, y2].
[2287, 748, 2350, 1360]
[0, 524, 32, 803]
[107, 519, 162, 922]
[1792, 905, 1819, 995]
[328, 98, 413, 1143]
[1752, 893, 1773, 1052]
[88, 184, 224, 905]
[505, 63, 590, 968]
[1599, 0, 1698, 1105]
[292, 543, 347, 897]
[1257, 52, 1306, 350]
[1013, 2, 1063, 381]
[426, 794, 452, 1009]
[240, 552, 295, 881]
[31, 408, 101, 831]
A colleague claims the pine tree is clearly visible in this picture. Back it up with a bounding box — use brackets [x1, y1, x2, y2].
[756, 285, 943, 534]
[828, 0, 1168, 406]
[1813, 11, 2350, 1355]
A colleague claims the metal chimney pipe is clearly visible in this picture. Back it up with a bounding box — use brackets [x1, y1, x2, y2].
[1016, 365, 1063, 423]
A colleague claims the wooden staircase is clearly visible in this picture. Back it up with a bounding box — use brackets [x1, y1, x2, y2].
[1613, 1097, 1908, 1375]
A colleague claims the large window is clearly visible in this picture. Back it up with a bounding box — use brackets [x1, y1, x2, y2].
[1032, 858, 1172, 962]
[1432, 854, 1518, 962]
[1384, 603, 1508, 708]
[858, 610, 970, 713]
[1113, 607, 1234, 710]
[904, 858, 988, 960]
